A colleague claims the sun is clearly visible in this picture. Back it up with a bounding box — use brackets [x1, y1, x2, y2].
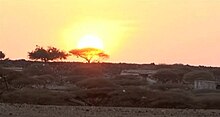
[77, 35, 104, 49]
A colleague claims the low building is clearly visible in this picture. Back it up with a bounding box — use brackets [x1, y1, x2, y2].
[120, 69, 157, 77]
[194, 80, 216, 90]
[120, 69, 157, 84]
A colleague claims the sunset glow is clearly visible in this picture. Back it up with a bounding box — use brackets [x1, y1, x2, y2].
[77, 35, 104, 50]
[1, 0, 220, 66]
[61, 19, 129, 56]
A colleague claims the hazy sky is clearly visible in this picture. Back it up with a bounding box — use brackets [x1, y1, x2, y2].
[1, 0, 220, 66]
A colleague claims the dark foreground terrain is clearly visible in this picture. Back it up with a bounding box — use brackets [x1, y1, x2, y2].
[1, 103, 220, 117]
[1, 60, 220, 109]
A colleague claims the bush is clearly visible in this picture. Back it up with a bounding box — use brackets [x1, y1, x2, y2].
[0, 88, 78, 106]
[111, 76, 148, 86]
[147, 91, 194, 108]
[23, 63, 54, 76]
[31, 74, 58, 83]
[210, 68, 220, 80]
[105, 87, 194, 108]
[76, 78, 117, 89]
[153, 69, 180, 83]
[149, 83, 191, 91]
[170, 66, 192, 78]
[193, 94, 220, 109]
[106, 86, 156, 107]
[62, 75, 89, 84]
[10, 77, 44, 88]
[0, 67, 25, 83]
[183, 70, 215, 83]
[73, 65, 103, 77]
[73, 87, 117, 106]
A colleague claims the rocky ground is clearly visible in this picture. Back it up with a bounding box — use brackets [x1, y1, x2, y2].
[0, 103, 220, 117]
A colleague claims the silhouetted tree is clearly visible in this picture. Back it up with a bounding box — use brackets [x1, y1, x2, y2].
[0, 51, 5, 60]
[28, 46, 69, 62]
[69, 48, 109, 63]
[47, 46, 69, 61]
[28, 46, 48, 62]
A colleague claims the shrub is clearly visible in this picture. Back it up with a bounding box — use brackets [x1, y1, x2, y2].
[31, 74, 57, 83]
[149, 83, 191, 91]
[76, 78, 117, 89]
[193, 94, 220, 109]
[183, 70, 215, 83]
[0, 67, 46, 89]
[153, 69, 180, 83]
[63, 75, 89, 84]
[105, 87, 194, 108]
[106, 86, 156, 107]
[73, 87, 117, 106]
[73, 65, 103, 77]
[147, 91, 194, 108]
[10, 77, 44, 88]
[0, 67, 25, 83]
[110, 76, 148, 86]
[23, 63, 54, 76]
[210, 68, 220, 80]
[0, 88, 78, 105]
[170, 66, 192, 78]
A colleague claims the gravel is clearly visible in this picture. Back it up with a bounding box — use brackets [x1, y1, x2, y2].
[0, 103, 220, 117]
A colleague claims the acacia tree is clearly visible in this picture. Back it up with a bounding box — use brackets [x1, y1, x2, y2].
[0, 51, 5, 60]
[28, 46, 69, 62]
[69, 48, 109, 63]
[47, 47, 69, 61]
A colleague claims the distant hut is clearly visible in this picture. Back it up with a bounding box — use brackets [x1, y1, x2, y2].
[183, 70, 217, 90]
[194, 80, 216, 90]
[120, 69, 157, 78]
[120, 69, 157, 84]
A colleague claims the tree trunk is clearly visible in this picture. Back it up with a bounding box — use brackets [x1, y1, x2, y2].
[87, 60, 91, 63]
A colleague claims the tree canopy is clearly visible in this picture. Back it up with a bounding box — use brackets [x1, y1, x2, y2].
[0, 51, 5, 60]
[28, 46, 69, 62]
[69, 48, 109, 63]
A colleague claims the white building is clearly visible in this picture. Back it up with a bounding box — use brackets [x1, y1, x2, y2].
[194, 80, 216, 90]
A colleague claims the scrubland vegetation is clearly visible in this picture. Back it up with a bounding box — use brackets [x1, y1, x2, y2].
[1, 60, 220, 109]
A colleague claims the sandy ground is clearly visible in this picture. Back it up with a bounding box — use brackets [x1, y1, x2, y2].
[0, 103, 220, 117]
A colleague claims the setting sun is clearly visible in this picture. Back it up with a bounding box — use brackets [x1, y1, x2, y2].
[77, 35, 104, 50]
[2, 0, 220, 66]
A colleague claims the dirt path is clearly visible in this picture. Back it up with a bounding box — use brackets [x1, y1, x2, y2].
[0, 103, 220, 117]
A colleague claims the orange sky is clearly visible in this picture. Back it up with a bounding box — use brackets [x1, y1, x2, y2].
[1, 0, 220, 66]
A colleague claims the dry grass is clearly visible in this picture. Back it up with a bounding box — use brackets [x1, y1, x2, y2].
[62, 75, 89, 84]
[0, 88, 81, 106]
[104, 86, 194, 108]
[149, 83, 191, 91]
[76, 78, 117, 89]
[110, 75, 149, 86]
